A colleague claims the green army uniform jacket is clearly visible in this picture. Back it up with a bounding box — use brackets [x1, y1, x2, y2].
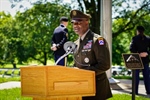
[73, 30, 112, 100]
[74, 30, 111, 75]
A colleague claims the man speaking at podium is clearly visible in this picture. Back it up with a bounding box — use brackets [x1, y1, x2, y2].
[70, 10, 112, 100]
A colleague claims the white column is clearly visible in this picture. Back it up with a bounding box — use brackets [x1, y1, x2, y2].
[100, 0, 112, 78]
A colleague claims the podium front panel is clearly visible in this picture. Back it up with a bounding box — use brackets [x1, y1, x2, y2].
[21, 67, 47, 96]
[21, 65, 95, 98]
[47, 66, 95, 96]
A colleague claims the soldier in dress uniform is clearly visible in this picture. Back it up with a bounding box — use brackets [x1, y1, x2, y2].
[51, 17, 68, 66]
[70, 10, 112, 100]
[130, 26, 150, 95]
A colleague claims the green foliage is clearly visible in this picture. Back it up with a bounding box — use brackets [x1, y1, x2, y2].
[0, 12, 14, 65]
[112, 31, 131, 65]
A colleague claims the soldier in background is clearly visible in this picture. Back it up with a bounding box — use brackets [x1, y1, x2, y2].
[51, 17, 68, 66]
[70, 9, 112, 100]
[130, 25, 150, 95]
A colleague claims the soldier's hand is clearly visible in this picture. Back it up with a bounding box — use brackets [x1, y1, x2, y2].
[51, 46, 57, 51]
[139, 52, 148, 57]
[51, 44, 57, 51]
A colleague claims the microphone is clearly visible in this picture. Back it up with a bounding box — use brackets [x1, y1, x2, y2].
[63, 41, 76, 53]
[55, 41, 77, 65]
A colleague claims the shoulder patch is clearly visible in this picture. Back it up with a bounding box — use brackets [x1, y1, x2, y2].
[98, 37, 104, 45]
[93, 33, 104, 45]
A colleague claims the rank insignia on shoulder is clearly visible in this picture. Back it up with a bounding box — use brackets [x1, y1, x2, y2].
[98, 37, 104, 45]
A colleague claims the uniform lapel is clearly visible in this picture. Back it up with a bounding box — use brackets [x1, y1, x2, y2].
[77, 31, 93, 53]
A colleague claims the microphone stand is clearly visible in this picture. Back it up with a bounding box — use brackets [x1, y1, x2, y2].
[55, 50, 72, 65]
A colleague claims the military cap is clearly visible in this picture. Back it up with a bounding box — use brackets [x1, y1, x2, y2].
[60, 16, 68, 22]
[70, 10, 91, 21]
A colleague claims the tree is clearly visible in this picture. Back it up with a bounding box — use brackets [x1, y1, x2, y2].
[0, 1, 75, 66]
[0, 12, 18, 68]
[112, 0, 150, 65]
[74, 0, 101, 34]
[13, 2, 72, 65]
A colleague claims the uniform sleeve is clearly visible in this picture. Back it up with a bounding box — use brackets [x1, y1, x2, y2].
[64, 28, 68, 34]
[51, 34, 55, 44]
[148, 37, 150, 55]
[130, 37, 137, 53]
[84, 38, 111, 74]
[55, 28, 68, 48]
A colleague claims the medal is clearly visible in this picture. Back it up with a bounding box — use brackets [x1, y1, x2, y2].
[84, 57, 89, 63]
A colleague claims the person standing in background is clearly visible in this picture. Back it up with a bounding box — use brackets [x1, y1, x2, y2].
[51, 16, 68, 66]
[70, 9, 112, 100]
[130, 25, 150, 95]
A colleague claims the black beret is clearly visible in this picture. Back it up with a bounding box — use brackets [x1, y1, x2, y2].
[60, 17, 68, 22]
[70, 10, 91, 21]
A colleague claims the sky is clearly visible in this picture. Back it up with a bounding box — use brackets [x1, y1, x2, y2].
[0, 0, 71, 16]
[0, 0, 15, 15]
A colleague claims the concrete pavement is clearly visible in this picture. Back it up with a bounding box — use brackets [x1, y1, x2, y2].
[0, 81, 20, 90]
[110, 79, 150, 98]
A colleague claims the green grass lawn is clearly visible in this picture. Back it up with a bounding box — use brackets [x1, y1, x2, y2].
[109, 94, 150, 100]
[0, 60, 55, 69]
[0, 77, 20, 83]
[0, 88, 32, 100]
[0, 88, 149, 100]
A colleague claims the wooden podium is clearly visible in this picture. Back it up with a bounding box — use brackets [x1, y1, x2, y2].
[20, 65, 95, 100]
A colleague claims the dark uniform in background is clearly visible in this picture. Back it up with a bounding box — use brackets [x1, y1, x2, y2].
[70, 10, 112, 100]
[51, 17, 68, 66]
[130, 26, 150, 95]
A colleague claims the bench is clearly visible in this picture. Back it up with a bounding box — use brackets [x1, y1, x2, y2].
[0, 68, 20, 77]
